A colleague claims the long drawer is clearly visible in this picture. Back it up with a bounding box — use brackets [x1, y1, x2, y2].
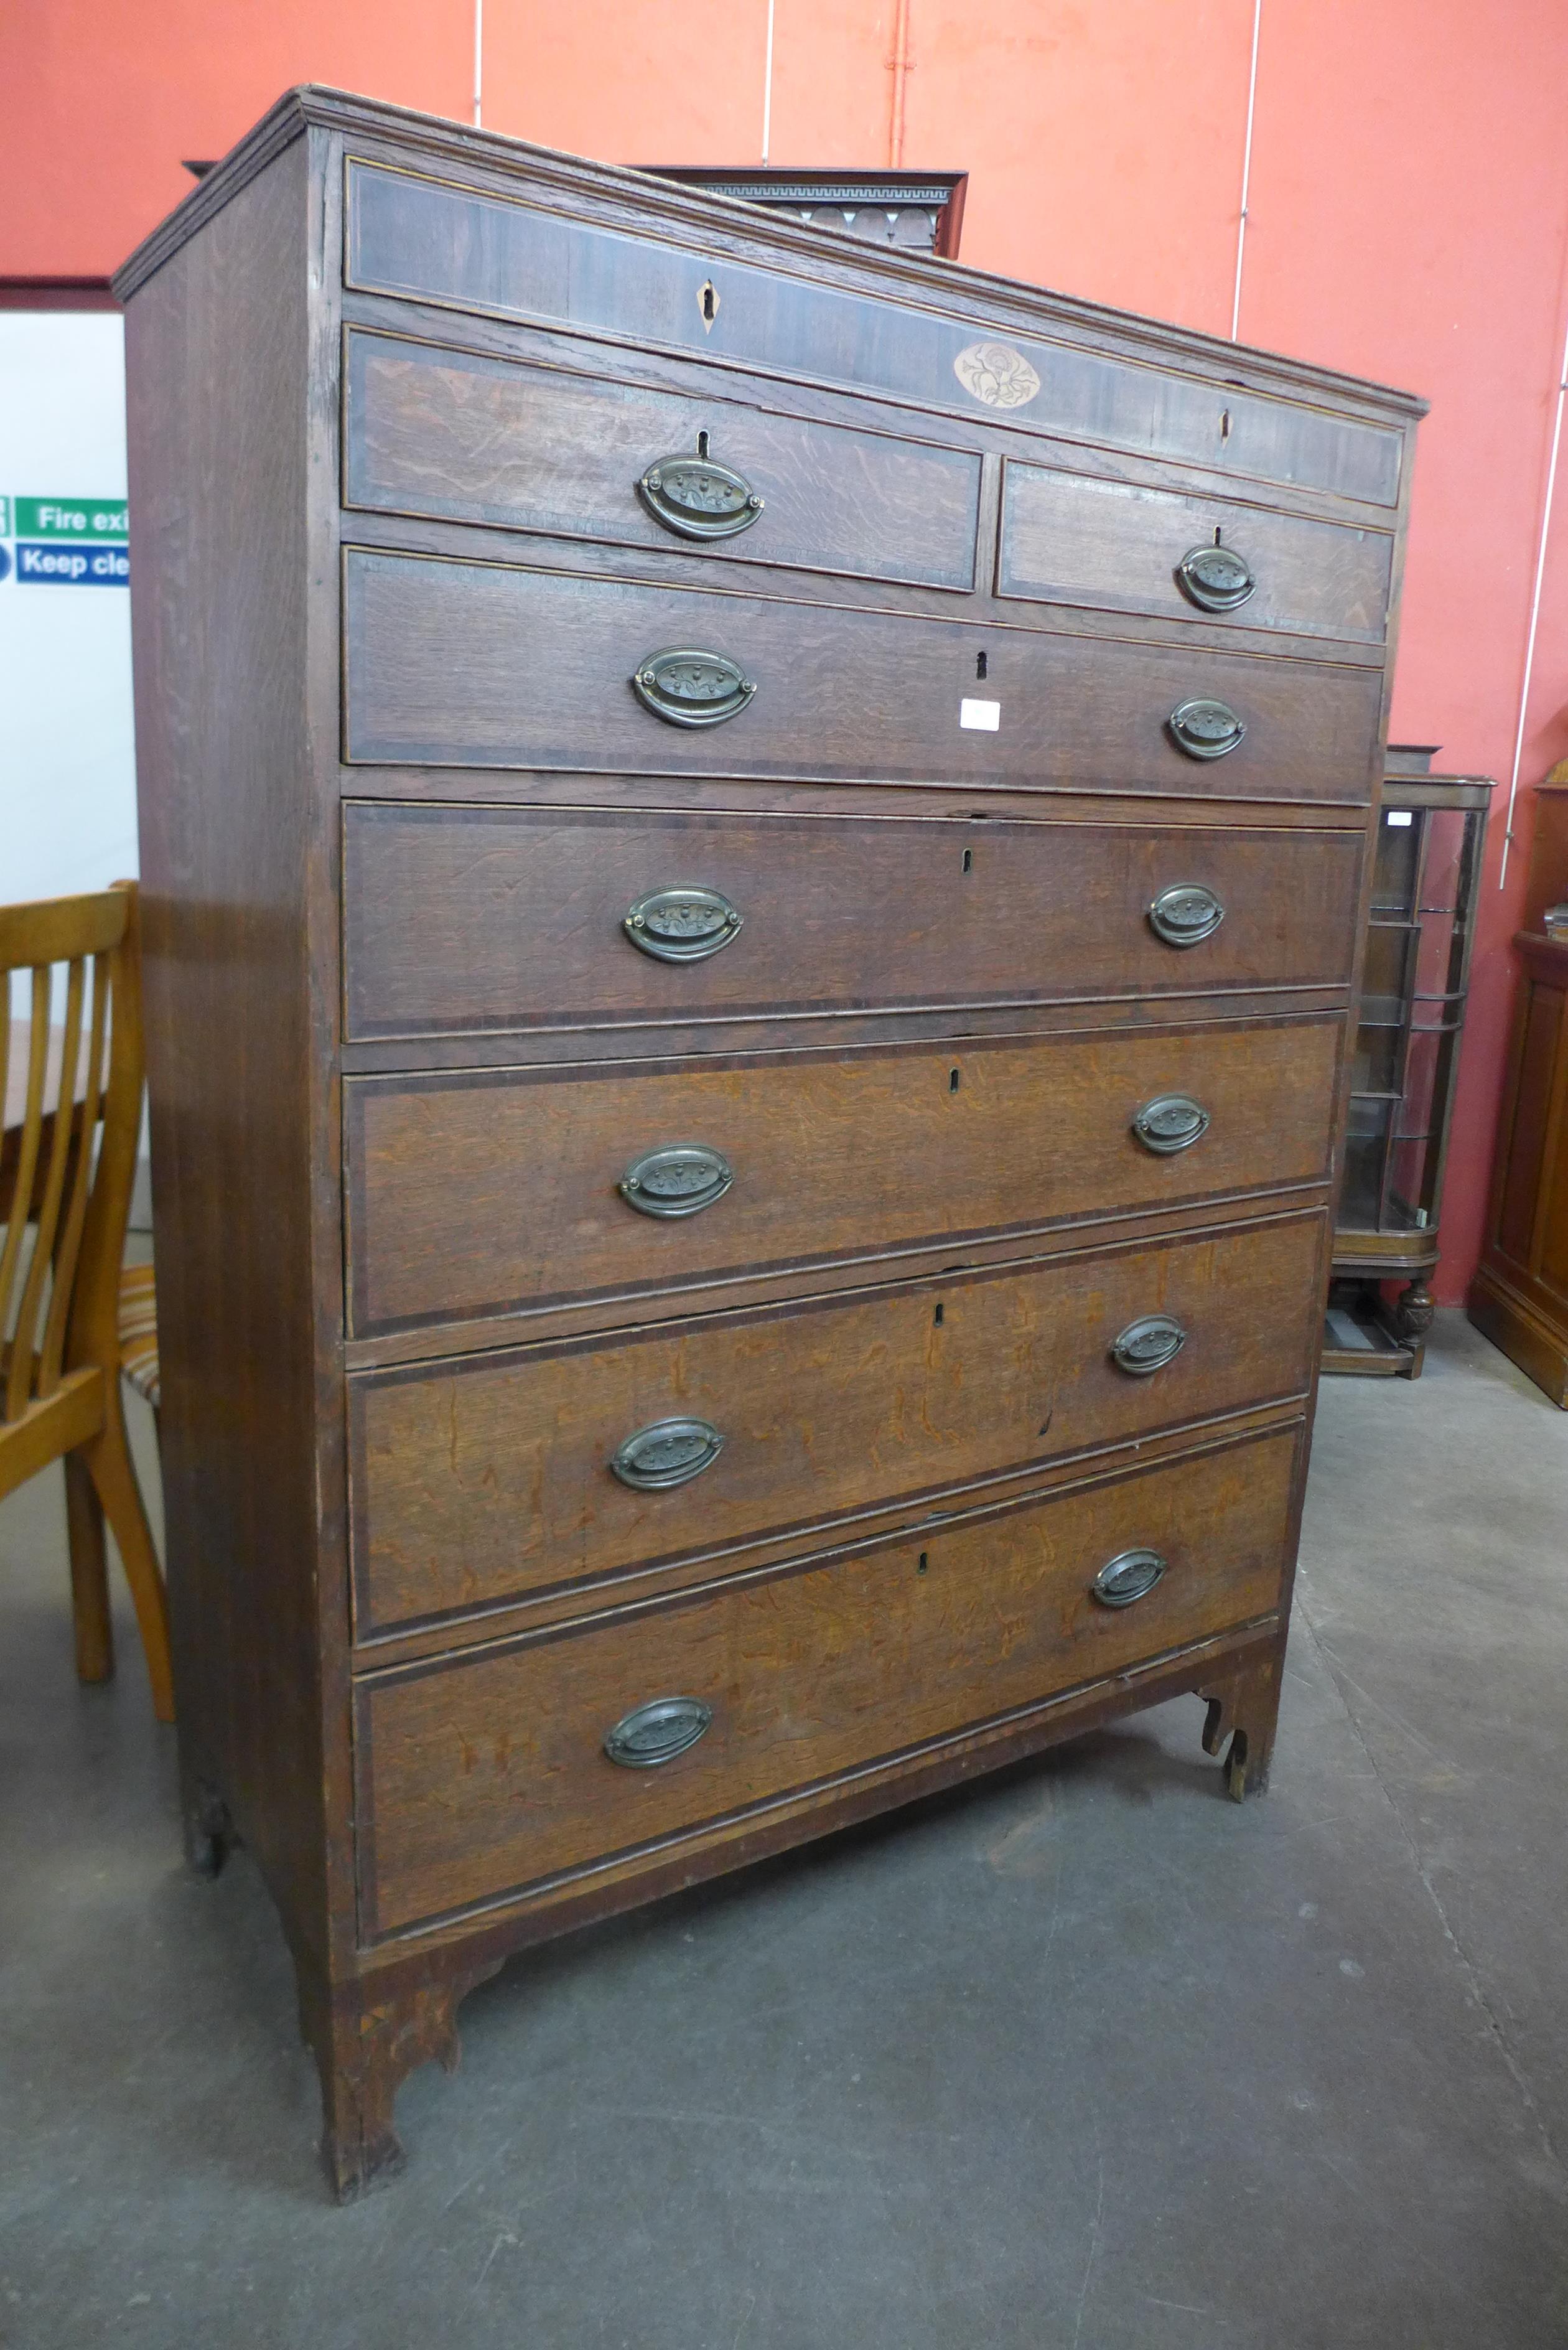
[350, 1212, 1325, 1637]
[354, 1423, 1300, 1938]
[343, 327, 984, 594]
[341, 549, 1384, 799]
[345, 162, 1403, 508]
[342, 803, 1363, 1042]
[343, 1017, 1342, 1339]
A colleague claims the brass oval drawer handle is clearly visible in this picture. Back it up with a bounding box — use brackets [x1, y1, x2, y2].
[610, 1416, 724, 1490]
[1111, 1313, 1188, 1375]
[1132, 1094, 1210, 1155]
[619, 1143, 733, 1219]
[638, 451, 764, 541]
[604, 1695, 714, 1767]
[1149, 882, 1225, 948]
[1168, 696, 1246, 761]
[1091, 1548, 1168, 1608]
[624, 885, 744, 963]
[632, 647, 757, 728]
[1176, 542, 1256, 613]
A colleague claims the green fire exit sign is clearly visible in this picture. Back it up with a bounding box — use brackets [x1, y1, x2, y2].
[14, 497, 129, 541]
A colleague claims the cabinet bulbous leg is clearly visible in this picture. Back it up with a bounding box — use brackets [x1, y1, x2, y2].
[1393, 1278, 1435, 1374]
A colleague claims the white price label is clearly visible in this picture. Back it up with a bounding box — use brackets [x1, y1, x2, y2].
[959, 698, 1000, 732]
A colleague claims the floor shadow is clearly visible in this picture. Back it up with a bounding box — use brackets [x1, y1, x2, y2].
[462, 1700, 1231, 2034]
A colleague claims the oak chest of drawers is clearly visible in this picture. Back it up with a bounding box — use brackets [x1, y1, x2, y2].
[115, 87, 1421, 2198]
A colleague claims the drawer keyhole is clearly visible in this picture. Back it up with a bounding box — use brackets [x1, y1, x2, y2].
[949, 1067, 961, 1093]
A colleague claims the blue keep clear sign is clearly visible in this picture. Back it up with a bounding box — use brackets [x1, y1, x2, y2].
[3, 495, 129, 585]
[16, 541, 129, 585]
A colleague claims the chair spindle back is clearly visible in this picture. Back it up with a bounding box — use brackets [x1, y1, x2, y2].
[0, 887, 136, 1426]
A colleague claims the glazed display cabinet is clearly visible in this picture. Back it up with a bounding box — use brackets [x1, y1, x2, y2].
[1323, 748, 1492, 1376]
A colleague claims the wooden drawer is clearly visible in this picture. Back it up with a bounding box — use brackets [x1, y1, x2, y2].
[350, 1211, 1325, 1637]
[342, 802, 1363, 1043]
[997, 460, 1393, 646]
[343, 327, 983, 593]
[346, 161, 1403, 508]
[354, 1423, 1299, 1938]
[342, 550, 1384, 799]
[343, 1016, 1342, 1340]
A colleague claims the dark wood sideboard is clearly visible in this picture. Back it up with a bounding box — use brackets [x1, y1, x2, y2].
[1469, 770, 1568, 1403]
[113, 88, 1421, 2196]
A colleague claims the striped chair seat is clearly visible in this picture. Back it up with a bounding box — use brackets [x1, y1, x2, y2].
[117, 1261, 161, 1410]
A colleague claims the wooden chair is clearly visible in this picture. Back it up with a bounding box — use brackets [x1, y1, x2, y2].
[1, 882, 173, 1721]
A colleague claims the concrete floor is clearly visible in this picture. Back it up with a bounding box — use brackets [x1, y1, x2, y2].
[2, 1313, 1566, 2349]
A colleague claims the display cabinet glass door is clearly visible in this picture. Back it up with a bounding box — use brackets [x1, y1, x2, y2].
[1343, 803, 1478, 1238]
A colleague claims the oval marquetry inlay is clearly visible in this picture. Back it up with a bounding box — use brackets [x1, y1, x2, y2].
[953, 340, 1041, 411]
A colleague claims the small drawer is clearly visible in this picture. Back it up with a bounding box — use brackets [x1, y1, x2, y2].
[354, 1422, 1300, 1937]
[350, 1211, 1325, 1636]
[998, 461, 1393, 646]
[346, 161, 1404, 508]
[343, 327, 982, 592]
[342, 802, 1363, 1043]
[343, 1016, 1342, 1341]
[342, 549, 1385, 801]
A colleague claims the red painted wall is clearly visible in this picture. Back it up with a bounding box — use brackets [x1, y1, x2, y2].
[6, 0, 1567, 1303]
